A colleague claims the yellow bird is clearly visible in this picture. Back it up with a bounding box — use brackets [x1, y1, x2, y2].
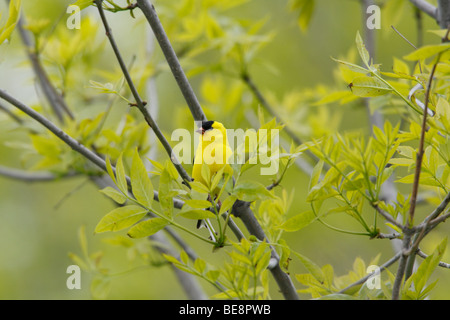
[192, 120, 233, 234]
[192, 120, 233, 190]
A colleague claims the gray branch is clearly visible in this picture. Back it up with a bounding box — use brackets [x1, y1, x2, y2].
[136, 0, 299, 300]
[15, 13, 74, 122]
[94, 0, 192, 185]
[409, 0, 438, 20]
[136, 0, 206, 122]
[438, 0, 450, 29]
[0, 165, 77, 182]
[231, 200, 299, 300]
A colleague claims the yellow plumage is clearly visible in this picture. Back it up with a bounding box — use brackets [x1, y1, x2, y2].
[192, 121, 233, 193]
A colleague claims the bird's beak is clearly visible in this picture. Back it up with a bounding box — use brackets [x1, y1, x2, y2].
[196, 128, 204, 135]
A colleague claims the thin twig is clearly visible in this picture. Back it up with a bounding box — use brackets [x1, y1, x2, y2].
[0, 101, 23, 124]
[241, 73, 319, 165]
[94, 0, 192, 185]
[0, 165, 78, 182]
[391, 27, 449, 299]
[15, 13, 74, 122]
[417, 249, 450, 268]
[408, 53, 442, 227]
[338, 251, 402, 294]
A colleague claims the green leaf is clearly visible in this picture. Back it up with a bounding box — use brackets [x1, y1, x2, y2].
[105, 157, 116, 185]
[277, 210, 316, 232]
[201, 162, 211, 188]
[158, 168, 173, 219]
[0, 0, 21, 45]
[115, 153, 128, 194]
[72, 0, 93, 11]
[95, 205, 148, 233]
[131, 149, 154, 208]
[190, 181, 210, 194]
[232, 181, 275, 202]
[184, 199, 213, 209]
[350, 76, 392, 97]
[293, 252, 324, 284]
[99, 186, 127, 204]
[90, 275, 111, 300]
[403, 43, 450, 61]
[127, 217, 169, 238]
[356, 31, 370, 67]
[315, 293, 357, 300]
[331, 57, 368, 74]
[297, 0, 315, 32]
[219, 195, 237, 215]
[413, 237, 447, 295]
[255, 251, 271, 275]
[178, 209, 216, 220]
[194, 258, 206, 274]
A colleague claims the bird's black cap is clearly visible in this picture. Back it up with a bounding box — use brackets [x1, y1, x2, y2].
[202, 120, 214, 131]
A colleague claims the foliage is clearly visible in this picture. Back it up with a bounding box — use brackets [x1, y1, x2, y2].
[0, 0, 449, 300]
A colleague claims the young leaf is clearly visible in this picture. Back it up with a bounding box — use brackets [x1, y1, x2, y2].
[232, 181, 275, 202]
[127, 217, 169, 238]
[72, 0, 93, 11]
[99, 186, 127, 204]
[293, 252, 325, 284]
[403, 43, 450, 61]
[115, 153, 128, 194]
[178, 209, 216, 220]
[95, 205, 148, 233]
[349, 76, 392, 97]
[277, 210, 316, 232]
[158, 168, 173, 219]
[331, 57, 368, 74]
[219, 195, 237, 215]
[131, 150, 154, 208]
[0, 0, 21, 45]
[356, 31, 370, 68]
[184, 199, 213, 209]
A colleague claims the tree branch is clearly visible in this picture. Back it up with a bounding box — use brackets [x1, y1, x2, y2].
[0, 101, 23, 124]
[338, 251, 402, 294]
[136, 0, 299, 299]
[231, 200, 299, 300]
[0, 165, 78, 182]
[135, 0, 206, 122]
[241, 73, 319, 165]
[391, 28, 449, 299]
[409, 0, 438, 20]
[0, 89, 214, 299]
[15, 13, 74, 123]
[417, 249, 450, 268]
[94, 0, 192, 185]
[438, 0, 450, 28]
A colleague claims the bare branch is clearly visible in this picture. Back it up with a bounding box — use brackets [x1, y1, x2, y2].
[0, 101, 23, 124]
[409, 0, 438, 20]
[15, 14, 74, 122]
[150, 232, 208, 299]
[94, 0, 192, 185]
[417, 249, 450, 268]
[136, 0, 206, 122]
[338, 251, 402, 294]
[136, 0, 299, 299]
[438, 0, 450, 29]
[0, 165, 78, 182]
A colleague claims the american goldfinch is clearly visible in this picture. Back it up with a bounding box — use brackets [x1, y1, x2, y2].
[192, 120, 233, 235]
[192, 120, 233, 190]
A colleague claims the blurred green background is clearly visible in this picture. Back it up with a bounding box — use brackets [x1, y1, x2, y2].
[0, 0, 449, 300]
